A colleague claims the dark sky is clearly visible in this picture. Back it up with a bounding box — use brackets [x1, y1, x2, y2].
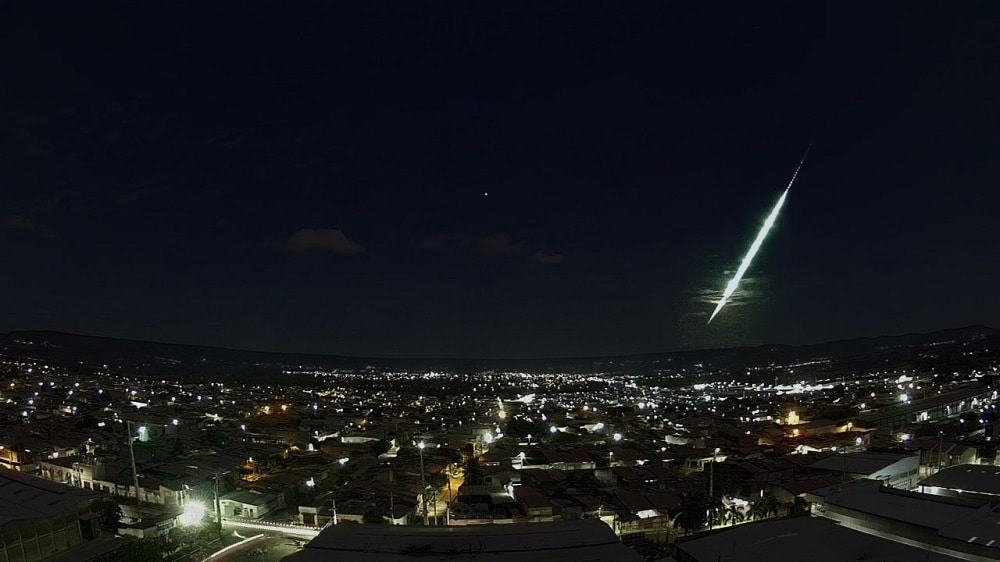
[2, 2, 998, 358]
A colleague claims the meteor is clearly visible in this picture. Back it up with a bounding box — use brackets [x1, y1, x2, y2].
[707, 148, 810, 324]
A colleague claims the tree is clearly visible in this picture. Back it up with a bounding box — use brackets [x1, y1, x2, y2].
[92, 498, 122, 531]
[427, 473, 448, 489]
[424, 486, 440, 524]
[74, 413, 98, 430]
[362, 509, 386, 524]
[678, 492, 708, 534]
[749, 492, 779, 520]
[368, 439, 391, 457]
[723, 504, 744, 525]
[171, 438, 186, 458]
[506, 418, 543, 438]
[465, 454, 483, 485]
[759, 491, 779, 518]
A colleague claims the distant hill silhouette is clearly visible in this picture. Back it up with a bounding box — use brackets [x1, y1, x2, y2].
[1, 326, 997, 384]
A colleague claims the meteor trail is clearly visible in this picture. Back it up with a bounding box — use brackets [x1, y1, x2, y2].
[707, 148, 810, 324]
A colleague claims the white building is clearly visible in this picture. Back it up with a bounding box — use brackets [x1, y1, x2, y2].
[809, 452, 919, 490]
[219, 489, 284, 519]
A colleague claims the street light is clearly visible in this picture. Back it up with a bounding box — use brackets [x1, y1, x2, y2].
[179, 501, 206, 526]
[708, 447, 720, 500]
[125, 420, 142, 503]
[418, 442, 428, 525]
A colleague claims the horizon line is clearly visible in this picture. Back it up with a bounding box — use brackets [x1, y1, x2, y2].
[3, 324, 995, 364]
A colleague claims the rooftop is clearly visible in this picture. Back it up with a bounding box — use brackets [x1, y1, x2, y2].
[920, 464, 1000, 496]
[939, 510, 1000, 551]
[677, 516, 964, 562]
[808, 451, 915, 475]
[284, 519, 641, 561]
[221, 489, 280, 506]
[822, 479, 988, 530]
[0, 468, 101, 526]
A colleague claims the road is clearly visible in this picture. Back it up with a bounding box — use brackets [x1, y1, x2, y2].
[425, 469, 465, 524]
[202, 533, 304, 562]
[221, 517, 319, 539]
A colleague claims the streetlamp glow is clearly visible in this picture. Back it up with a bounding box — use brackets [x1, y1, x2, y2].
[179, 501, 206, 526]
[613, 433, 622, 442]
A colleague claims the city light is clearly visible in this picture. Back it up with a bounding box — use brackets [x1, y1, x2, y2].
[179, 501, 206, 526]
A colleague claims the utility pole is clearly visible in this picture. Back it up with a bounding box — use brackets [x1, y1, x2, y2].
[938, 431, 945, 473]
[331, 496, 338, 526]
[446, 469, 453, 526]
[126, 421, 141, 504]
[418, 442, 427, 525]
[708, 448, 719, 499]
[214, 472, 222, 527]
[389, 463, 395, 526]
[842, 447, 848, 482]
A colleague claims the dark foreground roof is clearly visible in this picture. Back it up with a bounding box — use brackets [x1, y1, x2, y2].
[0, 468, 101, 527]
[920, 464, 1000, 496]
[677, 516, 964, 562]
[284, 519, 641, 561]
[808, 451, 915, 475]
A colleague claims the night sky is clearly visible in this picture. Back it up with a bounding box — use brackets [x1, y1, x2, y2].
[2, 3, 998, 358]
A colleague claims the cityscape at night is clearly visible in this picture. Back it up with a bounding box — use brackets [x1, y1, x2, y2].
[2, 2, 1000, 561]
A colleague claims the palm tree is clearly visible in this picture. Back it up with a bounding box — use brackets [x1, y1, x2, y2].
[425, 486, 440, 525]
[757, 492, 779, 519]
[679, 492, 708, 533]
[724, 505, 743, 525]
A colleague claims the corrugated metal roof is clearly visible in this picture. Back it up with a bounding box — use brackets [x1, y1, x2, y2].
[0, 468, 100, 526]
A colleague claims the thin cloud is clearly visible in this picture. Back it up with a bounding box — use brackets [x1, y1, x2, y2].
[694, 276, 766, 307]
[479, 233, 521, 257]
[286, 228, 365, 255]
[1, 214, 52, 237]
[3, 214, 35, 231]
[532, 250, 565, 265]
